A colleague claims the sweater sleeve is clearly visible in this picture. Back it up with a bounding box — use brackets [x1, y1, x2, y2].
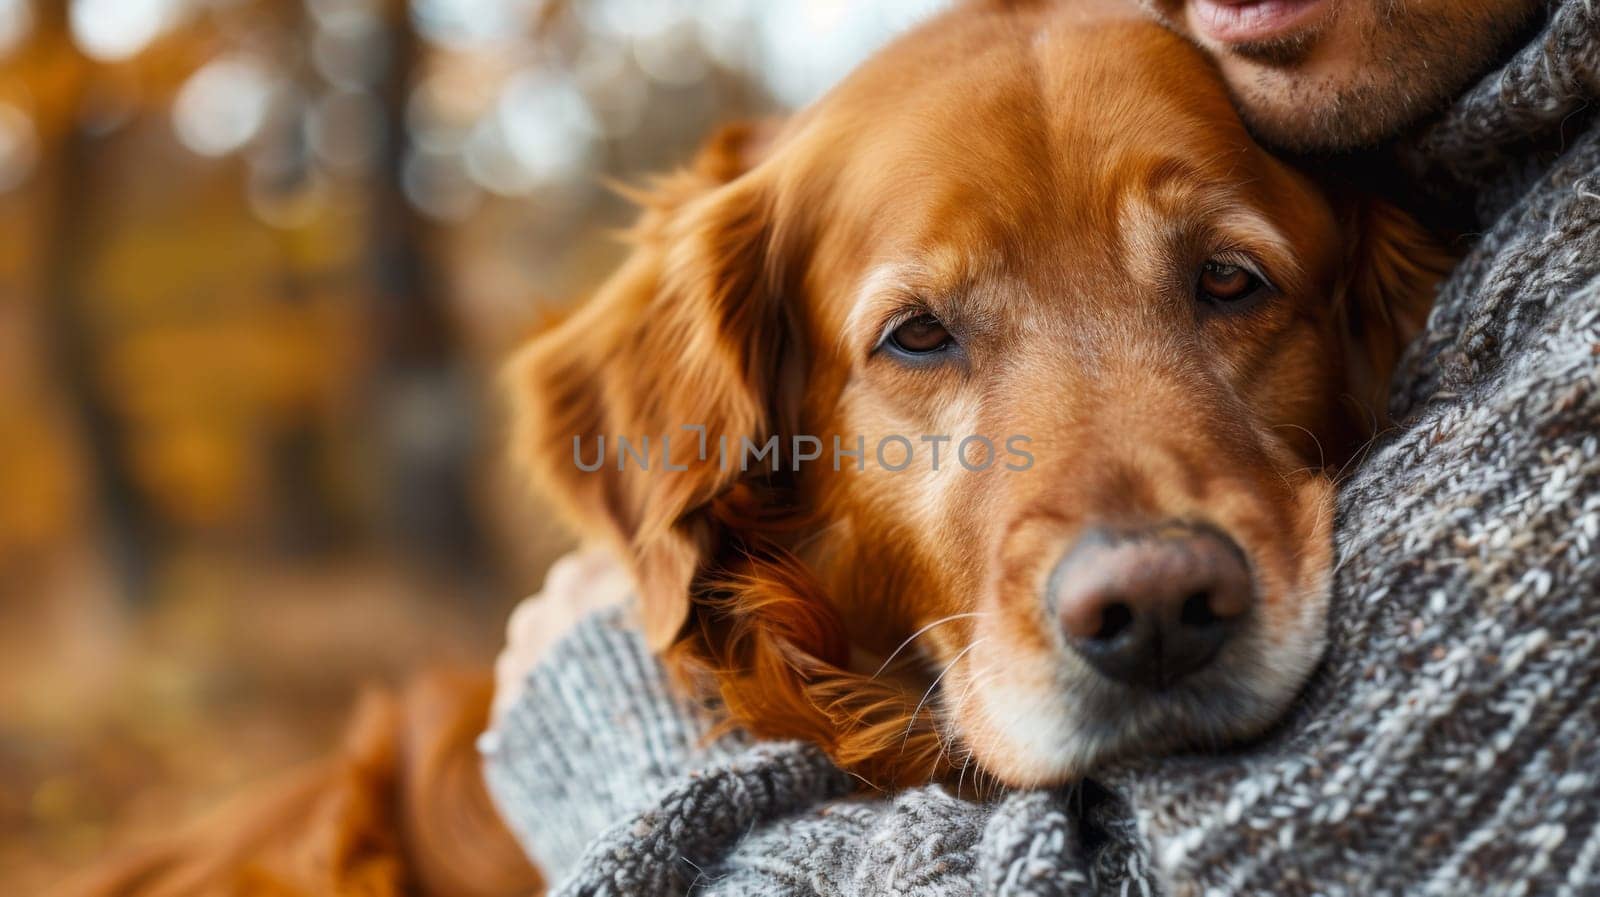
[480, 603, 1122, 896]
[479, 603, 748, 879]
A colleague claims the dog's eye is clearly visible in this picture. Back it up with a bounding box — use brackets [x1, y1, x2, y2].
[1197, 261, 1264, 305]
[885, 314, 954, 355]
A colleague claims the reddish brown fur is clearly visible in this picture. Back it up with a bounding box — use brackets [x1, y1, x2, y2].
[48, 672, 541, 897]
[510, 3, 1451, 790]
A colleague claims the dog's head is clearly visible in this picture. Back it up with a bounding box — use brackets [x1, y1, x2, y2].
[508, 4, 1448, 788]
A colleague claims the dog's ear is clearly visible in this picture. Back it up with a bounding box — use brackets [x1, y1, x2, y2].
[1334, 198, 1454, 429]
[506, 121, 792, 650]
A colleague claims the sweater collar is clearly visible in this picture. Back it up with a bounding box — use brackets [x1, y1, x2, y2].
[1404, 1, 1599, 194]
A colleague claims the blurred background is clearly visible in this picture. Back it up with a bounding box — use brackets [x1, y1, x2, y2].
[0, 0, 947, 890]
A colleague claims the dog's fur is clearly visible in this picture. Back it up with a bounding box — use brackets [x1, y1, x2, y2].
[511, 1, 1450, 789]
[48, 671, 541, 897]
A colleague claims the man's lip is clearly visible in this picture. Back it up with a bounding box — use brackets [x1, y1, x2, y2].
[1186, 0, 1329, 45]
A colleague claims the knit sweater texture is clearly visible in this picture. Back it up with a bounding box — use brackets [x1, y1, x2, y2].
[484, 4, 1600, 894]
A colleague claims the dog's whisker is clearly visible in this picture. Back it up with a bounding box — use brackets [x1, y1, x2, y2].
[1272, 422, 1327, 471]
[946, 660, 997, 794]
[898, 639, 984, 757]
[932, 663, 986, 774]
[871, 612, 986, 680]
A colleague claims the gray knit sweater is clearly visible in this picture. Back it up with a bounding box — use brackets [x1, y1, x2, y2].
[484, 5, 1600, 894]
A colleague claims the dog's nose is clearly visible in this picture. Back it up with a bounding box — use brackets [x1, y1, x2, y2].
[1052, 525, 1253, 688]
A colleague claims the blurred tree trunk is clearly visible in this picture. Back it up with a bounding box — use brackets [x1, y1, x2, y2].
[260, 0, 343, 558]
[368, 0, 486, 576]
[33, 1, 162, 599]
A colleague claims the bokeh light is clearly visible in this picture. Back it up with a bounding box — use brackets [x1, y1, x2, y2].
[755, 0, 952, 106]
[172, 56, 276, 157]
[403, 144, 481, 220]
[411, 0, 542, 50]
[308, 88, 382, 171]
[495, 68, 596, 189]
[0, 0, 32, 58]
[0, 100, 37, 192]
[70, 0, 184, 62]
[310, 2, 386, 90]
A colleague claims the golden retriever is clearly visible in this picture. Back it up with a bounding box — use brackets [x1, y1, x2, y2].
[510, 0, 1448, 790]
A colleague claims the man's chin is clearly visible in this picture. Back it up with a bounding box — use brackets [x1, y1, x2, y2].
[1139, 2, 1381, 153]
[1145, 0, 1547, 155]
[1193, 41, 1414, 153]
